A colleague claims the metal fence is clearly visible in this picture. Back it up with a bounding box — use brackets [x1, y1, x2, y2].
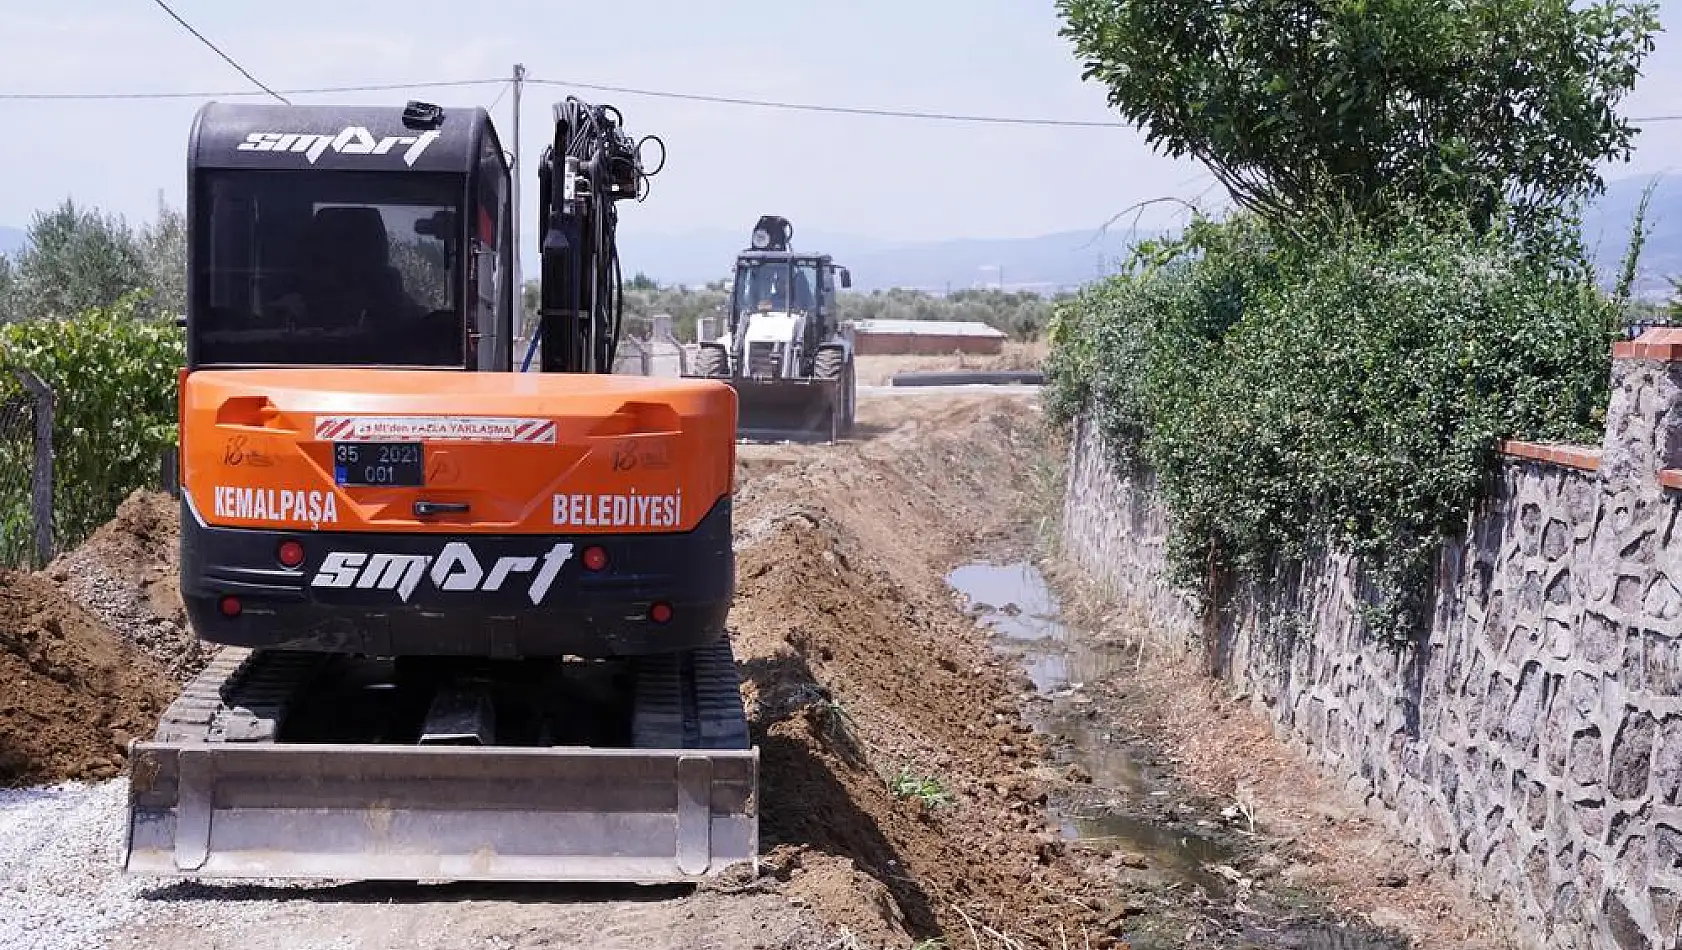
[1623, 316, 1673, 340]
[0, 367, 53, 569]
[613, 315, 690, 378]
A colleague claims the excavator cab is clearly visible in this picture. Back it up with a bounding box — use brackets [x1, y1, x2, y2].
[125, 100, 755, 885]
[188, 101, 514, 372]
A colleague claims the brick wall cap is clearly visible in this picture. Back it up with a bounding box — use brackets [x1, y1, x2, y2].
[1612, 326, 1682, 362]
[1497, 439, 1601, 472]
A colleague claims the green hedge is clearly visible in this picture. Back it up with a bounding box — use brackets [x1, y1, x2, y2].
[1048, 213, 1617, 635]
[0, 294, 184, 560]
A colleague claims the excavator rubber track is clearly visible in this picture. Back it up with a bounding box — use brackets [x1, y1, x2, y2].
[124, 643, 757, 883]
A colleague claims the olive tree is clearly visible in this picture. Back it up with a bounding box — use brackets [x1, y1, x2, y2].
[0, 255, 14, 323]
[12, 199, 148, 321]
[138, 197, 188, 319]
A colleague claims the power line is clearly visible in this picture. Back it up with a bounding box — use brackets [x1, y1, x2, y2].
[531, 77, 1682, 128]
[0, 73, 1128, 127]
[5, 60, 1681, 130]
[525, 77, 1129, 128]
[148, 0, 289, 104]
[0, 78, 506, 101]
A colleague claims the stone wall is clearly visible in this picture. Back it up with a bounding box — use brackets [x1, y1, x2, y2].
[1059, 332, 1682, 950]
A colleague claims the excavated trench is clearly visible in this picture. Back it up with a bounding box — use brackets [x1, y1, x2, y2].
[948, 560, 1411, 950]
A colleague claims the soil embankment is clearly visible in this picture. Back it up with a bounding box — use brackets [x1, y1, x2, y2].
[1, 490, 191, 788]
[46, 490, 208, 683]
[0, 570, 170, 786]
[729, 392, 1092, 944]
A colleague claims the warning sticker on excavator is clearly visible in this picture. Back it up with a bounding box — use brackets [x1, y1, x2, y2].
[315, 416, 558, 443]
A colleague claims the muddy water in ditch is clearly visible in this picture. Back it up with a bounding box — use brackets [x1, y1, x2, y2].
[946, 561, 1406, 950]
[944, 563, 1232, 883]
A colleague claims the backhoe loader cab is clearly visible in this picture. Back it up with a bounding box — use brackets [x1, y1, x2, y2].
[187, 101, 514, 372]
[690, 215, 857, 443]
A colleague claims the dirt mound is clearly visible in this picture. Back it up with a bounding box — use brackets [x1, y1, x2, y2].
[47, 490, 207, 683]
[0, 570, 171, 786]
[768, 849, 911, 947]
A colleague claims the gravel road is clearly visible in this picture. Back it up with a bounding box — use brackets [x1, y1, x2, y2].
[0, 781, 147, 950]
[0, 778, 831, 950]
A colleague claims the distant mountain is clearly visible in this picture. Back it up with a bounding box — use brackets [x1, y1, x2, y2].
[602, 173, 1682, 298]
[836, 228, 1160, 294]
[600, 223, 1160, 294]
[1580, 173, 1682, 301]
[6, 172, 1671, 298]
[610, 227, 896, 289]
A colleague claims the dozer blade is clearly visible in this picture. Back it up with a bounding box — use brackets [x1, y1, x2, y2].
[124, 743, 758, 882]
[731, 377, 839, 443]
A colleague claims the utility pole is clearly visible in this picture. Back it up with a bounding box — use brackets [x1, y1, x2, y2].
[510, 63, 527, 358]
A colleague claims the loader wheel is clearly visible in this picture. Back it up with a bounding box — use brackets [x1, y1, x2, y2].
[814, 348, 848, 443]
[813, 347, 844, 381]
[695, 344, 730, 378]
[841, 361, 857, 436]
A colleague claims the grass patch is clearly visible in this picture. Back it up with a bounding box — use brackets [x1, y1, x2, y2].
[890, 767, 955, 811]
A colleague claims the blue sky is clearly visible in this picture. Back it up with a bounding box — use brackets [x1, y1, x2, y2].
[1, 0, 1678, 244]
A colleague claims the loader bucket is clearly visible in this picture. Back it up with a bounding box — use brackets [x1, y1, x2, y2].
[732, 377, 840, 443]
[124, 741, 758, 882]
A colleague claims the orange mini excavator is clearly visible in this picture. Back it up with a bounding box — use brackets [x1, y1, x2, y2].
[123, 99, 755, 882]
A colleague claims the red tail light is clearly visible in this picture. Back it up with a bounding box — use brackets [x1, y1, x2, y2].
[277, 540, 305, 568]
[582, 545, 609, 571]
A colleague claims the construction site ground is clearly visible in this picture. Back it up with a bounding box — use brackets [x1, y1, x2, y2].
[851, 341, 1047, 386]
[0, 357, 1511, 950]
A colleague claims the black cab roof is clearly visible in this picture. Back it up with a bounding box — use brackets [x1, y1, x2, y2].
[189, 101, 497, 175]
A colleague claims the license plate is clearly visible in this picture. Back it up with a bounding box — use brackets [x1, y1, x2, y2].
[334, 442, 425, 487]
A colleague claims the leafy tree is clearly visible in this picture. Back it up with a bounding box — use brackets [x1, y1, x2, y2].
[522, 278, 541, 332]
[523, 273, 1062, 345]
[621, 279, 730, 341]
[0, 254, 14, 323]
[12, 199, 149, 321]
[138, 196, 188, 319]
[1057, 0, 1659, 231]
[389, 239, 452, 311]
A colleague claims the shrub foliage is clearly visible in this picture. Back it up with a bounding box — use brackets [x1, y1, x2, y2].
[1047, 213, 1617, 634]
[0, 294, 184, 556]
